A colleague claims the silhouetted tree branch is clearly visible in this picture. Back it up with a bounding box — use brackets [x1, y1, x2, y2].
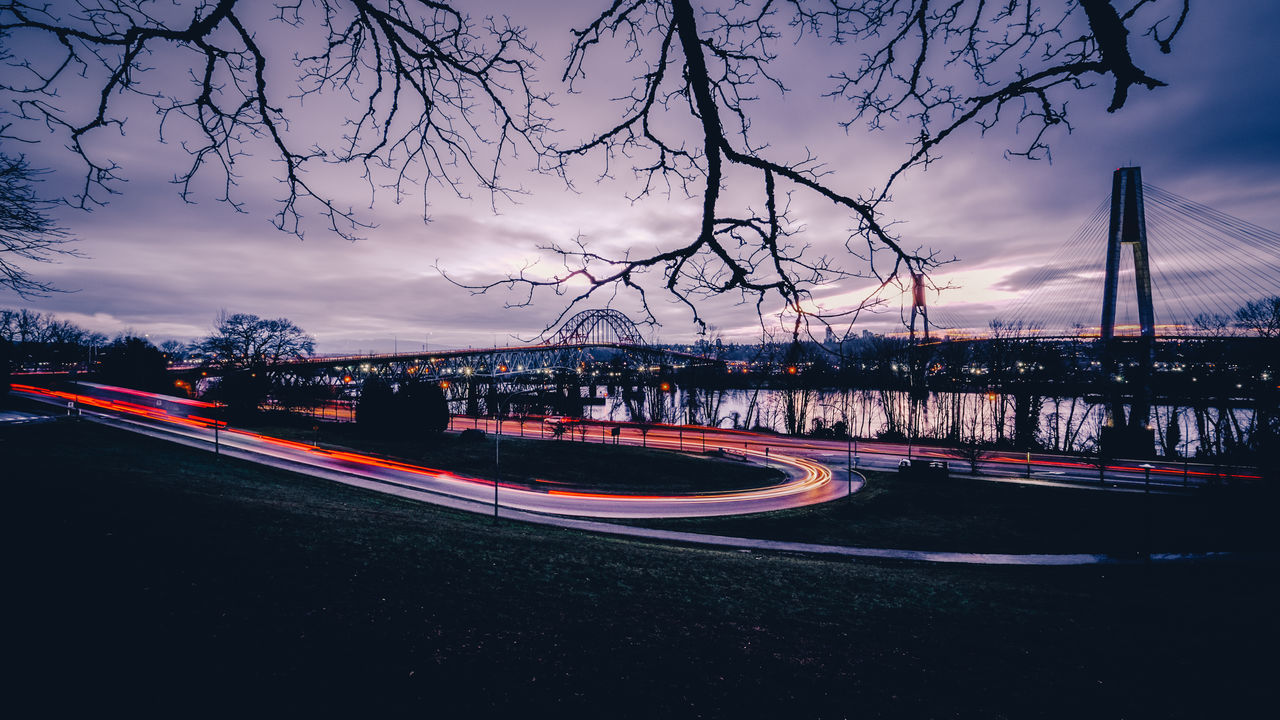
[0, 146, 79, 296]
[1234, 296, 1280, 338]
[3, 1, 1189, 334]
[452, 0, 1186, 337]
[199, 311, 314, 371]
[1, 0, 549, 240]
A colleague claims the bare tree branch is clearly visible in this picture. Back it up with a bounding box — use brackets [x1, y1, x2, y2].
[2, 1, 1188, 337]
[0, 0, 550, 240]
[0, 143, 79, 296]
[458, 0, 1183, 340]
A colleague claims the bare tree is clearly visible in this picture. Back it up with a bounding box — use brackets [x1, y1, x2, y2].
[1234, 296, 1280, 338]
[1, 0, 549, 240]
[199, 311, 315, 370]
[0, 148, 78, 296]
[1, 307, 100, 344]
[1192, 312, 1235, 337]
[3, 1, 1190, 330]
[0, 306, 103, 369]
[459, 0, 1189, 335]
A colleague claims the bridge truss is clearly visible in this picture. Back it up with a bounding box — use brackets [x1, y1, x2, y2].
[188, 310, 724, 418]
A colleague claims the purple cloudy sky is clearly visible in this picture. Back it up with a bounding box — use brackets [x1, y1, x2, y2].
[3, 1, 1279, 351]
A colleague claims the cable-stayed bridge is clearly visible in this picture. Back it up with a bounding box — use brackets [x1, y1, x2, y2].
[915, 168, 1280, 339]
[878, 168, 1279, 458]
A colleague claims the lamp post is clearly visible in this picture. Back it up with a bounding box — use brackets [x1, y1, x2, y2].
[494, 412, 500, 523]
[820, 402, 854, 496]
[489, 385, 545, 522]
[1181, 409, 1190, 486]
[847, 431, 853, 496]
[1139, 463, 1154, 562]
[209, 402, 224, 456]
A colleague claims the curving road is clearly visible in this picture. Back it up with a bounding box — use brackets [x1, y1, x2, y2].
[11, 383, 847, 519]
[9, 382, 1255, 566]
[13, 381, 1262, 525]
[452, 414, 1262, 492]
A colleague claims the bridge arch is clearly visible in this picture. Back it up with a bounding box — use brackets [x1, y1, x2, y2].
[548, 309, 645, 346]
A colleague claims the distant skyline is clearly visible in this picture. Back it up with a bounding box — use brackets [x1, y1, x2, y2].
[4, 1, 1279, 352]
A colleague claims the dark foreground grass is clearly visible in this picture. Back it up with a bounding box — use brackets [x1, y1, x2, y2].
[249, 414, 782, 494]
[4, 420, 1277, 718]
[633, 472, 1280, 555]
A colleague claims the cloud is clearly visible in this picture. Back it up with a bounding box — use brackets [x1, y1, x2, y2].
[992, 266, 1093, 293]
[5, 1, 1279, 350]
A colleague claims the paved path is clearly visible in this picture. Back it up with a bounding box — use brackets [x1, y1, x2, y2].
[0, 409, 57, 425]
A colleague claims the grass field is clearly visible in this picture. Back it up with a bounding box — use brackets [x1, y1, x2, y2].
[5, 419, 1277, 717]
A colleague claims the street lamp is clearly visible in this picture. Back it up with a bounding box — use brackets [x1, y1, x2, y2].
[490, 385, 546, 521]
[1139, 463, 1155, 562]
[494, 420, 501, 522]
[1180, 410, 1190, 486]
[211, 403, 225, 456]
[820, 402, 854, 497]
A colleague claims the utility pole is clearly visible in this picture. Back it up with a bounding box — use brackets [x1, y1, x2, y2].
[1140, 463, 1154, 563]
[494, 416, 500, 523]
[847, 430, 853, 496]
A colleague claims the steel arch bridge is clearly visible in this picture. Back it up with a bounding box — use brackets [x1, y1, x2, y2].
[547, 309, 645, 346]
[186, 309, 674, 379]
[179, 309, 723, 417]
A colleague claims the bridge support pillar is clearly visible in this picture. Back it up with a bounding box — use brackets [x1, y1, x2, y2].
[908, 272, 930, 402]
[465, 378, 480, 418]
[1100, 167, 1156, 458]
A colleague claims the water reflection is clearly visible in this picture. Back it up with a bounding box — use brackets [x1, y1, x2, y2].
[580, 387, 1243, 457]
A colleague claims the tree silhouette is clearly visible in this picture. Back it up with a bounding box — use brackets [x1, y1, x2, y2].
[356, 376, 396, 431]
[0, 306, 104, 368]
[198, 311, 315, 372]
[1234, 296, 1280, 338]
[94, 335, 169, 392]
[356, 377, 448, 439]
[2, 1, 1189, 328]
[460, 0, 1189, 333]
[0, 149, 79, 296]
[1, 0, 548, 240]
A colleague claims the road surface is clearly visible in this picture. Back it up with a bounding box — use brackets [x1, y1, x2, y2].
[11, 383, 846, 519]
[453, 414, 1260, 492]
[13, 382, 1261, 525]
[8, 382, 1248, 565]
